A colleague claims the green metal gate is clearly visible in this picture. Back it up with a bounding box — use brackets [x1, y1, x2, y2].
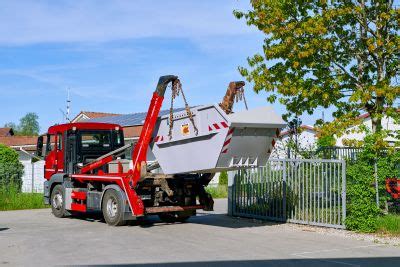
[229, 159, 346, 229]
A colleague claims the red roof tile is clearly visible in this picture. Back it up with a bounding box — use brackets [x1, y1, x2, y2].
[0, 136, 38, 149]
[0, 127, 14, 137]
[72, 111, 122, 122]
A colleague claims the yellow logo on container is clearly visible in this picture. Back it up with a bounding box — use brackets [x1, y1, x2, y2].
[181, 124, 190, 136]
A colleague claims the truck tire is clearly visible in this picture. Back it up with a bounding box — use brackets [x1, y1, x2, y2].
[102, 189, 126, 226]
[51, 184, 67, 218]
[158, 212, 191, 223]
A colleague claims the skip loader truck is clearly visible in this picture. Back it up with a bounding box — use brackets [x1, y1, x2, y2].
[36, 75, 285, 226]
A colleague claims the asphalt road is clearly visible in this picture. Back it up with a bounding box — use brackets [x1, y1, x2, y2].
[0, 199, 399, 266]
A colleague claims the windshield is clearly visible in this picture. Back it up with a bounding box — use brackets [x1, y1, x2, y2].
[81, 132, 111, 148]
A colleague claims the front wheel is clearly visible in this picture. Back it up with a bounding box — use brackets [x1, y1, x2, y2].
[102, 189, 126, 226]
[51, 184, 67, 218]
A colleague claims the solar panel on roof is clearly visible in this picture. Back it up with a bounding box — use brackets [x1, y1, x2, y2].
[85, 108, 185, 127]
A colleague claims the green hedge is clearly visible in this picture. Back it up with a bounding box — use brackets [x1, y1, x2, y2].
[346, 160, 380, 232]
[0, 144, 24, 191]
[345, 134, 400, 232]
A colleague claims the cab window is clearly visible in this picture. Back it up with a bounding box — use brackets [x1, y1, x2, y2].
[57, 133, 63, 150]
[46, 134, 56, 155]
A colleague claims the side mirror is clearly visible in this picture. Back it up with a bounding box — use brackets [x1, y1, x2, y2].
[36, 136, 43, 158]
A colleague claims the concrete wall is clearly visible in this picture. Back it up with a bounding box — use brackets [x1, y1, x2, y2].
[21, 160, 44, 193]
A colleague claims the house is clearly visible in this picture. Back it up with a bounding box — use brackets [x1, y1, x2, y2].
[0, 127, 14, 137]
[71, 111, 122, 123]
[271, 125, 317, 159]
[0, 133, 43, 192]
[0, 135, 39, 161]
[336, 113, 400, 146]
[0, 128, 38, 162]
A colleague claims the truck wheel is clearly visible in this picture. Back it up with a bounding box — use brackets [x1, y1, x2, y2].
[102, 189, 126, 226]
[158, 212, 191, 223]
[51, 184, 67, 218]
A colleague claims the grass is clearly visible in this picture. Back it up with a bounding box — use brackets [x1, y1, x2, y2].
[0, 185, 48, 211]
[206, 185, 228, 199]
[376, 214, 400, 236]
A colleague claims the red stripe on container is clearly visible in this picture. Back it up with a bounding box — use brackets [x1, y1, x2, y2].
[221, 121, 228, 128]
[208, 126, 213, 131]
[221, 149, 228, 154]
[213, 123, 220, 130]
[228, 128, 235, 135]
[223, 139, 231, 147]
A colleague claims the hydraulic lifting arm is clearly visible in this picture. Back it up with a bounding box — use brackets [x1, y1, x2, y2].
[129, 75, 178, 186]
[120, 75, 178, 216]
[74, 75, 179, 217]
[79, 75, 178, 176]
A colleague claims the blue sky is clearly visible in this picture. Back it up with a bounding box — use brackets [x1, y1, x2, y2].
[0, 0, 329, 132]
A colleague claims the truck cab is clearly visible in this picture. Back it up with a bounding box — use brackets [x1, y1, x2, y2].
[37, 122, 125, 179]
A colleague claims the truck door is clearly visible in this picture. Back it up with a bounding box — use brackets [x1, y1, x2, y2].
[55, 133, 64, 173]
[44, 133, 64, 179]
[44, 134, 56, 179]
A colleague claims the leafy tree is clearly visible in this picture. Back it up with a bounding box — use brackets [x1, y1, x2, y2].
[316, 135, 336, 148]
[234, 0, 399, 136]
[3, 122, 18, 131]
[18, 112, 39, 136]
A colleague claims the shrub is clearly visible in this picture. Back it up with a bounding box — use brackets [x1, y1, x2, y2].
[218, 171, 228, 185]
[344, 133, 395, 232]
[0, 144, 24, 191]
[206, 185, 227, 199]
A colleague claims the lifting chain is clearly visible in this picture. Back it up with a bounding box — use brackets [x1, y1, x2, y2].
[168, 79, 199, 140]
[235, 86, 248, 110]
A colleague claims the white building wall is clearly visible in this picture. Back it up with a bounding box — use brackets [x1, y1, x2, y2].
[271, 129, 317, 159]
[336, 116, 400, 146]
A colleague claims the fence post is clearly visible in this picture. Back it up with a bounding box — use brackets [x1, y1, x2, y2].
[227, 171, 235, 216]
[282, 160, 287, 221]
[342, 160, 346, 227]
[374, 160, 379, 209]
[31, 162, 34, 193]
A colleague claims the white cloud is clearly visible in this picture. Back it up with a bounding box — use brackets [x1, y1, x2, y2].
[0, 0, 257, 45]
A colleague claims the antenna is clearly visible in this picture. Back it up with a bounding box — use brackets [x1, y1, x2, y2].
[59, 108, 66, 122]
[66, 88, 71, 122]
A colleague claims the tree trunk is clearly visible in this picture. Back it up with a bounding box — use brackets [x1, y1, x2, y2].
[371, 114, 383, 134]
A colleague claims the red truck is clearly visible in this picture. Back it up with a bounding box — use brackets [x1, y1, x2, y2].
[37, 75, 284, 226]
[37, 75, 214, 226]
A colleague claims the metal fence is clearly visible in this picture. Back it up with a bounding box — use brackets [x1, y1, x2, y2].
[229, 159, 346, 229]
[313, 147, 363, 161]
[0, 161, 44, 193]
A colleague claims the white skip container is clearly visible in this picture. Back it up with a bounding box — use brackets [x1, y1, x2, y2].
[150, 104, 286, 174]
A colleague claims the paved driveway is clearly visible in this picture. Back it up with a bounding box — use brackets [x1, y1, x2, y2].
[0, 199, 399, 266]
